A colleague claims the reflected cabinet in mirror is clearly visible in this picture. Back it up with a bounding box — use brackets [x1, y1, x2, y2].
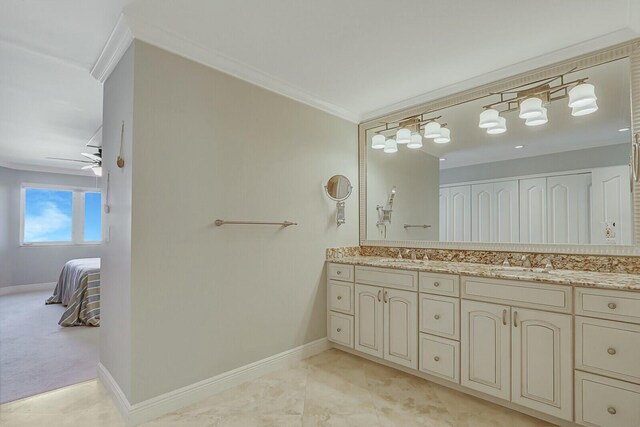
[360, 42, 640, 254]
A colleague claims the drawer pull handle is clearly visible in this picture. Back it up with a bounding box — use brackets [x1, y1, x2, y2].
[513, 311, 518, 327]
[607, 407, 616, 415]
[608, 302, 617, 309]
[434, 314, 440, 320]
[377, 290, 382, 302]
[433, 282, 440, 287]
[337, 296, 342, 300]
[336, 328, 341, 332]
[607, 347, 617, 355]
[383, 291, 388, 303]
[434, 356, 440, 362]
[502, 309, 507, 326]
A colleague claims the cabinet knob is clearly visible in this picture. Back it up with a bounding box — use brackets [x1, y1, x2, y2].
[607, 407, 617, 415]
[434, 282, 440, 287]
[336, 271, 342, 275]
[608, 302, 617, 310]
[607, 347, 617, 355]
[337, 296, 342, 300]
[433, 356, 440, 362]
[336, 328, 341, 332]
[434, 314, 440, 320]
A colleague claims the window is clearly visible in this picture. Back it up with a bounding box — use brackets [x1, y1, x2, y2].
[21, 185, 102, 245]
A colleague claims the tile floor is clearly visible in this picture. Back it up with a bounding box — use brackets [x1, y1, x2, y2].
[0, 349, 553, 426]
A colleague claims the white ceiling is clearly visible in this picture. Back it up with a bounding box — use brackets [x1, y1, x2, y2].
[1, 0, 639, 173]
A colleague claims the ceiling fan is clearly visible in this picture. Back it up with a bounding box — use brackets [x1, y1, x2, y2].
[46, 127, 103, 176]
[47, 149, 102, 176]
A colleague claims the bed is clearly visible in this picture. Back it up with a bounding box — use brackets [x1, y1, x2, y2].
[46, 258, 100, 327]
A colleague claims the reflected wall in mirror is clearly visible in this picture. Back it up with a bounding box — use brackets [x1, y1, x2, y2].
[365, 57, 634, 246]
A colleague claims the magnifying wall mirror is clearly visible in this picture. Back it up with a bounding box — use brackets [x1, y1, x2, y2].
[325, 175, 352, 226]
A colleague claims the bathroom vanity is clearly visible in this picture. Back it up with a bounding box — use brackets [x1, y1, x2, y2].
[326, 257, 640, 427]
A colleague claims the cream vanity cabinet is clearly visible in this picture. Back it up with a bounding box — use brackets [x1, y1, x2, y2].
[461, 276, 574, 421]
[327, 263, 355, 348]
[354, 267, 418, 369]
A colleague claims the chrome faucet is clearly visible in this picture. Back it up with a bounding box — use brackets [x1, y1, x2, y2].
[405, 250, 417, 261]
[541, 258, 553, 271]
[396, 248, 403, 259]
[521, 255, 532, 268]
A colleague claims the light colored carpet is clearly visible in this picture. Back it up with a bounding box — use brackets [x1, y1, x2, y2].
[0, 290, 99, 404]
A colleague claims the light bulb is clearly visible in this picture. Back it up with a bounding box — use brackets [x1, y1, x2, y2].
[424, 121, 441, 138]
[371, 134, 386, 149]
[478, 109, 500, 128]
[519, 97, 544, 119]
[396, 128, 411, 144]
[434, 127, 450, 144]
[487, 116, 507, 134]
[407, 133, 423, 149]
[383, 138, 398, 153]
[568, 83, 597, 108]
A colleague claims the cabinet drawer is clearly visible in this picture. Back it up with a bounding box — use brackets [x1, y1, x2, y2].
[327, 263, 354, 282]
[328, 280, 353, 314]
[419, 334, 459, 383]
[461, 276, 571, 313]
[355, 266, 418, 291]
[575, 371, 640, 427]
[576, 288, 640, 324]
[419, 294, 459, 340]
[576, 316, 640, 384]
[328, 312, 353, 348]
[419, 272, 459, 296]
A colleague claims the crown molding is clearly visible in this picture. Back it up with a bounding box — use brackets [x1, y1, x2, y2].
[120, 15, 360, 123]
[360, 27, 640, 122]
[0, 160, 96, 177]
[90, 13, 134, 83]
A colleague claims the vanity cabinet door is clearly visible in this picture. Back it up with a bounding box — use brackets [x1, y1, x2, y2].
[461, 300, 511, 400]
[511, 308, 573, 421]
[472, 183, 494, 242]
[547, 173, 591, 244]
[384, 288, 418, 369]
[493, 180, 519, 243]
[449, 185, 471, 242]
[355, 284, 384, 358]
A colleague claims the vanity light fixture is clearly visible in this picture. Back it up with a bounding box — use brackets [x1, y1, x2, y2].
[370, 114, 447, 154]
[480, 72, 597, 136]
[371, 134, 386, 149]
[514, 145, 524, 149]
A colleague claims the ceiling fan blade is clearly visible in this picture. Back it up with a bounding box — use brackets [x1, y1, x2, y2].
[81, 152, 101, 162]
[46, 157, 93, 164]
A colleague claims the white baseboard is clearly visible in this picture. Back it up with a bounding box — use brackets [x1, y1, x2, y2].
[98, 337, 330, 426]
[0, 282, 56, 296]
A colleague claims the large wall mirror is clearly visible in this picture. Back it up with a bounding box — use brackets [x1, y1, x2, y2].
[360, 41, 640, 255]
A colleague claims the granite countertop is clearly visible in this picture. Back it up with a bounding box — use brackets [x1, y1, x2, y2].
[328, 256, 640, 291]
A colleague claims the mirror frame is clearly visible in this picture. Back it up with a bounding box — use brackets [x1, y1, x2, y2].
[359, 39, 640, 255]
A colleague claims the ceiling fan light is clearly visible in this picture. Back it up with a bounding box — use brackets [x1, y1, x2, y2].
[407, 133, 423, 149]
[519, 97, 544, 119]
[434, 127, 450, 144]
[525, 107, 548, 126]
[92, 166, 103, 177]
[568, 83, 597, 108]
[383, 138, 398, 153]
[478, 108, 500, 128]
[487, 116, 507, 134]
[371, 134, 386, 149]
[424, 121, 441, 138]
[396, 128, 411, 144]
[571, 100, 598, 116]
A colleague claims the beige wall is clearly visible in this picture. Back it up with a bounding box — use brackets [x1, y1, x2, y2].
[101, 44, 134, 400]
[124, 41, 358, 403]
[366, 146, 440, 241]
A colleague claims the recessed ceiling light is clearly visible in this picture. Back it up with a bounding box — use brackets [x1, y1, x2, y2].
[439, 158, 445, 161]
[514, 145, 524, 149]
[618, 127, 630, 132]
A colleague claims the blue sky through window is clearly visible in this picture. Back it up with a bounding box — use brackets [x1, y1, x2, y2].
[24, 188, 73, 242]
[84, 192, 102, 241]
